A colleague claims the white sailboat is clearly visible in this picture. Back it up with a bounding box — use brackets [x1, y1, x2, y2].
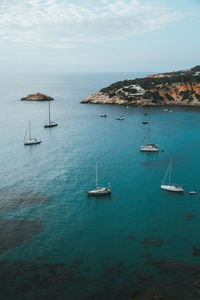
[88, 161, 111, 195]
[140, 128, 159, 152]
[161, 160, 183, 192]
[24, 121, 41, 145]
[44, 101, 58, 128]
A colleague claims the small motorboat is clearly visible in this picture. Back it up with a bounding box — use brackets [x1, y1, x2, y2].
[189, 191, 197, 195]
[116, 116, 125, 120]
[142, 121, 148, 124]
[100, 114, 107, 117]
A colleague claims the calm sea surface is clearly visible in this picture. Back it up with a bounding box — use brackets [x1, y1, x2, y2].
[1, 72, 200, 299]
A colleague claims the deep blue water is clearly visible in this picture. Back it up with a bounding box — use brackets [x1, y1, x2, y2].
[1, 72, 200, 299]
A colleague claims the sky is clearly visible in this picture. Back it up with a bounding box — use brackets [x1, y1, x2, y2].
[0, 0, 199, 73]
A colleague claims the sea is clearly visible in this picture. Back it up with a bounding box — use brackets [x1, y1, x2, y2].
[0, 72, 200, 299]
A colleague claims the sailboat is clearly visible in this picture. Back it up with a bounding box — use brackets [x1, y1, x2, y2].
[140, 127, 159, 152]
[44, 101, 58, 128]
[24, 121, 41, 145]
[161, 160, 183, 192]
[87, 161, 111, 195]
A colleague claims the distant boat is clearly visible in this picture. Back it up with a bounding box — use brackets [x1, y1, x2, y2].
[100, 114, 107, 117]
[161, 160, 183, 192]
[189, 191, 196, 195]
[116, 116, 125, 120]
[142, 120, 148, 124]
[144, 113, 147, 116]
[44, 101, 58, 128]
[24, 121, 41, 145]
[88, 161, 111, 196]
[140, 128, 159, 152]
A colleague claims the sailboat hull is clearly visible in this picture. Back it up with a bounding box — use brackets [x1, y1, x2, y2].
[24, 139, 41, 145]
[44, 123, 58, 128]
[161, 185, 183, 192]
[140, 146, 159, 152]
[88, 187, 111, 196]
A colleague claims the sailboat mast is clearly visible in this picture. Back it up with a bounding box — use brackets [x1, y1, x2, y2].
[48, 101, 51, 124]
[96, 161, 98, 189]
[29, 120, 31, 140]
[147, 127, 150, 144]
[169, 160, 172, 185]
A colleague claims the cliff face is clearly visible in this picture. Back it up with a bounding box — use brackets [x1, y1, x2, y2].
[150, 82, 200, 105]
[81, 66, 200, 106]
[21, 93, 54, 101]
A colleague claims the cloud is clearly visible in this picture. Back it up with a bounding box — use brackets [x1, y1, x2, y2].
[0, 0, 184, 48]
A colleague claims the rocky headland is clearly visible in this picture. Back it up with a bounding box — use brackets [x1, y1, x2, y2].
[21, 93, 54, 101]
[81, 66, 200, 106]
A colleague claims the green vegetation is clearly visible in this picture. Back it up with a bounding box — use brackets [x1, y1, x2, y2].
[150, 91, 164, 103]
[179, 90, 193, 101]
[191, 65, 200, 72]
[100, 67, 200, 94]
[165, 93, 174, 101]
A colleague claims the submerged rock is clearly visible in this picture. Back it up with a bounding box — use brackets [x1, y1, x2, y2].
[21, 93, 54, 101]
[142, 237, 166, 248]
[151, 294, 165, 300]
[184, 214, 196, 221]
[193, 280, 200, 288]
[128, 235, 136, 240]
[193, 247, 200, 256]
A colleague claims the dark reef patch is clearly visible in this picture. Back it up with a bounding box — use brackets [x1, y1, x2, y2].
[0, 189, 50, 214]
[184, 214, 196, 221]
[128, 235, 136, 240]
[0, 219, 43, 255]
[145, 258, 200, 300]
[141, 237, 166, 248]
[1, 258, 200, 299]
[0, 261, 86, 300]
[193, 247, 200, 257]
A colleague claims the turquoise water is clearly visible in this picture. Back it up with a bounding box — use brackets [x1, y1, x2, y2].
[1, 72, 200, 298]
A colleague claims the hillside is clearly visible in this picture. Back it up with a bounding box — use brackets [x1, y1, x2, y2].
[81, 66, 200, 106]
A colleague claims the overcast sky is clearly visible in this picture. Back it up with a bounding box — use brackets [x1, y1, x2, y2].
[0, 0, 199, 73]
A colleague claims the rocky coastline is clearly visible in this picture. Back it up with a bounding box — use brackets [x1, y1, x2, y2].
[81, 66, 200, 106]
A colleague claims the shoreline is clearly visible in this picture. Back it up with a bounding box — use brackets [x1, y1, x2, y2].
[81, 93, 200, 107]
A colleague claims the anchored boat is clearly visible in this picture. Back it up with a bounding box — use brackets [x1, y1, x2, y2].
[140, 128, 159, 152]
[24, 121, 41, 145]
[116, 116, 124, 120]
[88, 161, 111, 196]
[161, 160, 183, 192]
[44, 101, 58, 128]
